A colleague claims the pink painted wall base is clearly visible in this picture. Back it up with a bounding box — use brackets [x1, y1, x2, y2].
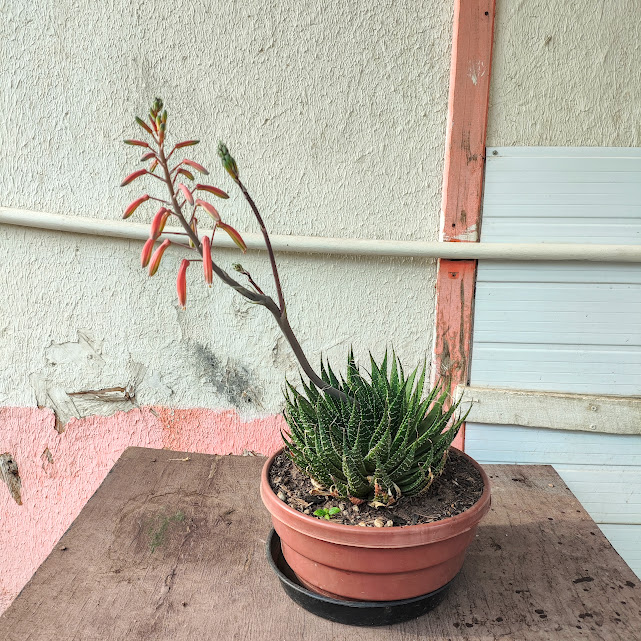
[0, 405, 285, 614]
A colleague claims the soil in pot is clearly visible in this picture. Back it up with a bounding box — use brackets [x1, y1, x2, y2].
[268, 449, 484, 527]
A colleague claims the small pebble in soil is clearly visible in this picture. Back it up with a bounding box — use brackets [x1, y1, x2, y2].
[374, 518, 385, 528]
[385, 520, 394, 527]
[277, 491, 286, 501]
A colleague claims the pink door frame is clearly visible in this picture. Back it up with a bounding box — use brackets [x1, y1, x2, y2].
[432, 0, 496, 450]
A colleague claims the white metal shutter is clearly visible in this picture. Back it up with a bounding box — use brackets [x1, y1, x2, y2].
[465, 148, 641, 578]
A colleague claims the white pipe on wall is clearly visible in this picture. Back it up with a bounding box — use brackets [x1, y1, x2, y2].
[1, 207, 640, 262]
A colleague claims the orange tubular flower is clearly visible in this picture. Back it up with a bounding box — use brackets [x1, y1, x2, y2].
[202, 236, 213, 285]
[182, 159, 209, 175]
[148, 239, 171, 276]
[195, 184, 229, 199]
[174, 140, 199, 149]
[120, 169, 147, 187]
[189, 217, 198, 248]
[150, 207, 170, 239]
[176, 259, 189, 309]
[123, 194, 149, 219]
[194, 199, 220, 222]
[135, 117, 154, 135]
[218, 222, 247, 253]
[123, 139, 150, 148]
[178, 182, 194, 206]
[140, 238, 155, 268]
[177, 168, 194, 181]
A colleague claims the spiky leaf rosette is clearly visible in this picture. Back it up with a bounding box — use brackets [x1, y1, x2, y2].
[282, 351, 469, 506]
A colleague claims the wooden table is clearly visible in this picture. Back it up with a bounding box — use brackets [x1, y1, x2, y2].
[2, 447, 639, 640]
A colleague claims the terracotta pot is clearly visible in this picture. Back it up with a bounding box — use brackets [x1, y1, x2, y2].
[260, 447, 491, 602]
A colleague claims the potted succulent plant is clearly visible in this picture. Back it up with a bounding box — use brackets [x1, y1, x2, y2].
[120, 99, 491, 624]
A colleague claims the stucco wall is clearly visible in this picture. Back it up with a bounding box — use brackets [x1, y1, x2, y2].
[0, 0, 452, 412]
[1, 0, 452, 612]
[486, 0, 641, 147]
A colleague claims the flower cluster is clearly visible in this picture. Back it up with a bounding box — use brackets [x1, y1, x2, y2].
[121, 98, 246, 309]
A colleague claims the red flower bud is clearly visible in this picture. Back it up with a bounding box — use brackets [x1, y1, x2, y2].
[178, 183, 194, 206]
[177, 168, 194, 181]
[189, 217, 198, 248]
[123, 194, 149, 219]
[195, 199, 220, 222]
[195, 184, 229, 199]
[120, 168, 147, 187]
[182, 159, 209, 175]
[218, 222, 247, 253]
[218, 143, 239, 181]
[140, 151, 156, 162]
[202, 236, 213, 286]
[135, 117, 154, 136]
[140, 238, 155, 268]
[148, 239, 171, 276]
[176, 259, 189, 309]
[123, 139, 150, 148]
[174, 140, 200, 149]
[150, 207, 171, 239]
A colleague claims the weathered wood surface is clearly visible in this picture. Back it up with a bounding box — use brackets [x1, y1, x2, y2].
[432, 1, 496, 449]
[458, 385, 641, 435]
[2, 447, 639, 640]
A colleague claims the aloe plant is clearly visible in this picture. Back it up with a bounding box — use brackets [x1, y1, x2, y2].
[283, 352, 467, 505]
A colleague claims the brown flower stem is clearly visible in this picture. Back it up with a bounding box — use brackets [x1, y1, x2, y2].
[234, 177, 286, 317]
[236, 266, 265, 296]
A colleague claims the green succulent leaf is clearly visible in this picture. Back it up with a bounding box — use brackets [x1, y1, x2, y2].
[281, 351, 465, 502]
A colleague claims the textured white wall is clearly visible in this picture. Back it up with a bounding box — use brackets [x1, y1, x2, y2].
[0, 1, 452, 415]
[487, 0, 641, 147]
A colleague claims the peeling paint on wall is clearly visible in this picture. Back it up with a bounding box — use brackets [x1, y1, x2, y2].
[0, 404, 285, 613]
[0, 453, 22, 505]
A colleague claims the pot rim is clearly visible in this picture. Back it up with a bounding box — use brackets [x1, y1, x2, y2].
[260, 446, 491, 549]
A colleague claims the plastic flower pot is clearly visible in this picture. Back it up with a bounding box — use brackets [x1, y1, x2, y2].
[260, 447, 491, 602]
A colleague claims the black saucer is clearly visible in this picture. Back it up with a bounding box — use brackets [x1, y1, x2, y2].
[265, 529, 452, 627]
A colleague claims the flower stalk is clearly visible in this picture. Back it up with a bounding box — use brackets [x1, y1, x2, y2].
[121, 99, 350, 404]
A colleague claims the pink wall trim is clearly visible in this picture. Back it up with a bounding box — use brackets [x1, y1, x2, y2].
[432, 0, 496, 449]
[0, 405, 285, 613]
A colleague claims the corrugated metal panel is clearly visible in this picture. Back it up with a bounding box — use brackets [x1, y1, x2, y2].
[483, 147, 641, 244]
[470, 345, 641, 394]
[465, 424, 641, 467]
[555, 467, 641, 524]
[478, 262, 641, 284]
[470, 148, 641, 579]
[597, 524, 641, 578]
